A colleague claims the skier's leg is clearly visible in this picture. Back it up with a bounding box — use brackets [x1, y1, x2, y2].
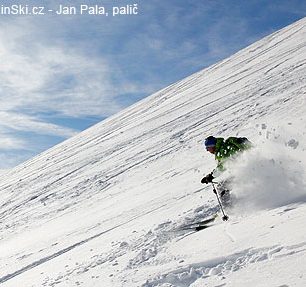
[217, 179, 232, 207]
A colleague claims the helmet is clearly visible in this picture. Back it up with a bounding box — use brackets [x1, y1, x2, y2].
[204, 136, 217, 148]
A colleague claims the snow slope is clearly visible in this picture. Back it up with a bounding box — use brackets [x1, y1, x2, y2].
[0, 17, 306, 287]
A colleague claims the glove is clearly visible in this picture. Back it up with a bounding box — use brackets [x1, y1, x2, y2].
[201, 172, 214, 184]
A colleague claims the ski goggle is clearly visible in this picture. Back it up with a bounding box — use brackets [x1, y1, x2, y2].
[205, 145, 215, 150]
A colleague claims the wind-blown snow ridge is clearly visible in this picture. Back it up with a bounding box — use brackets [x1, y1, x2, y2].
[0, 17, 306, 287]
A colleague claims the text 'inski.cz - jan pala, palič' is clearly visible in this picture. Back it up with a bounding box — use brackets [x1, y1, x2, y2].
[0, 4, 139, 16]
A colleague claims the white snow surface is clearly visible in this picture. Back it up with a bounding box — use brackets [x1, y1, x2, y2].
[1, 17, 306, 287]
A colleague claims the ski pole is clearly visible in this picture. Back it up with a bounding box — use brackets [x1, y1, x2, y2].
[211, 182, 229, 221]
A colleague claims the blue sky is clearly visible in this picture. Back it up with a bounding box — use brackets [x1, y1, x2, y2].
[0, 0, 305, 169]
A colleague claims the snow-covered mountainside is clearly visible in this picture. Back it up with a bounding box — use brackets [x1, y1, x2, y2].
[1, 17, 306, 287]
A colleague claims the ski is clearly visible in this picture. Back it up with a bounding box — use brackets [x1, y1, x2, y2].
[177, 214, 218, 232]
[172, 215, 219, 242]
[175, 223, 215, 241]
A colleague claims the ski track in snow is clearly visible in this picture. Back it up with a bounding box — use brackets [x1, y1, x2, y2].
[0, 17, 306, 287]
[0, 202, 217, 285]
[142, 242, 306, 287]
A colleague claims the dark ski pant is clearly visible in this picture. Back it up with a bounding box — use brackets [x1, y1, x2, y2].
[217, 179, 232, 207]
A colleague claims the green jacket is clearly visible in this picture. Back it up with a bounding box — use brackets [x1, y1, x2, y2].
[214, 137, 251, 173]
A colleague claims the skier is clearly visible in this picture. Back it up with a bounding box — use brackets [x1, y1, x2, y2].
[201, 135, 252, 205]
